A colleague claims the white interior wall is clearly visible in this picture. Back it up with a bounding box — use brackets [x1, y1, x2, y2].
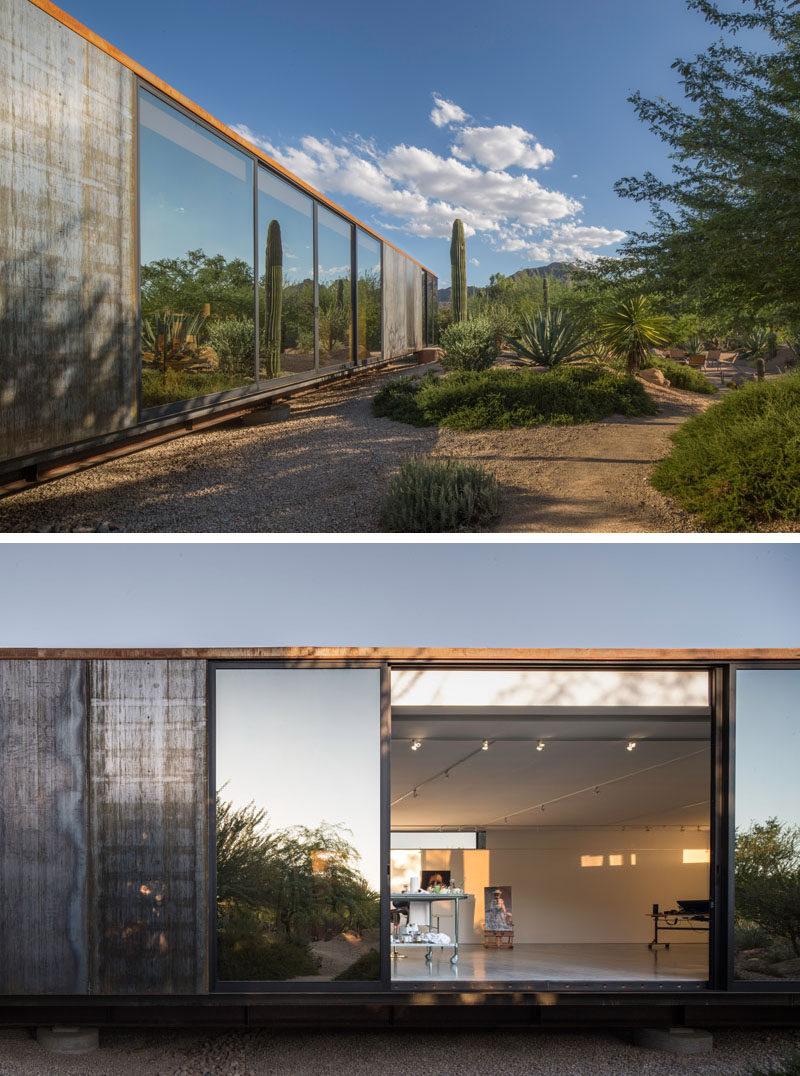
[392, 829, 710, 945]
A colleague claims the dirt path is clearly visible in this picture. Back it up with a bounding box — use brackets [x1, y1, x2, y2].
[436, 383, 710, 532]
[0, 367, 713, 533]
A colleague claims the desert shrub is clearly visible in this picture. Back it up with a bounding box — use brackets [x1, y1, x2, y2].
[734, 920, 780, 953]
[206, 317, 256, 376]
[749, 1052, 800, 1076]
[379, 455, 500, 532]
[374, 367, 658, 431]
[652, 372, 800, 530]
[141, 368, 248, 407]
[334, 949, 381, 981]
[645, 357, 717, 394]
[217, 905, 319, 981]
[440, 316, 500, 371]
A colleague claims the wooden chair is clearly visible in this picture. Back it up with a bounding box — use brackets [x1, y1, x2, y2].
[669, 348, 687, 361]
[704, 350, 721, 370]
[687, 354, 706, 370]
[483, 929, 514, 949]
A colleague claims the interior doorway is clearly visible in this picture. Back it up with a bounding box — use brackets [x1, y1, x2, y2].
[390, 668, 712, 984]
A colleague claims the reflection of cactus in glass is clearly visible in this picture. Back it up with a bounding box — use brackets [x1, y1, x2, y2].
[264, 219, 283, 379]
[450, 219, 467, 323]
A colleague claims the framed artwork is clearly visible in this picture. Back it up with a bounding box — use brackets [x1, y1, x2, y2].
[484, 886, 513, 931]
[421, 869, 451, 889]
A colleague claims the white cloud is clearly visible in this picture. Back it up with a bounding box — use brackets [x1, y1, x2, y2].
[470, 257, 480, 266]
[430, 95, 468, 128]
[231, 103, 625, 265]
[452, 125, 554, 170]
[571, 173, 579, 179]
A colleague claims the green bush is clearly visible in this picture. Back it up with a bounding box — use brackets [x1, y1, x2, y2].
[734, 920, 780, 953]
[217, 906, 319, 981]
[652, 372, 800, 530]
[206, 317, 256, 376]
[141, 368, 248, 408]
[334, 948, 381, 981]
[373, 366, 658, 431]
[646, 357, 717, 394]
[749, 1052, 800, 1076]
[440, 316, 500, 371]
[379, 455, 500, 532]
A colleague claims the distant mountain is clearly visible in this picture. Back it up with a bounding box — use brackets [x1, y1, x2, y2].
[437, 261, 574, 302]
[436, 284, 481, 304]
[509, 261, 573, 283]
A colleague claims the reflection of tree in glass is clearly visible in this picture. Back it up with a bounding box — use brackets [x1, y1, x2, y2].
[735, 818, 800, 960]
[215, 794, 379, 981]
[319, 280, 351, 360]
[357, 269, 381, 356]
[141, 249, 254, 320]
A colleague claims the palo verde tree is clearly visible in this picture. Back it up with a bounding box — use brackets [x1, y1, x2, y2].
[616, 0, 800, 327]
[736, 817, 800, 957]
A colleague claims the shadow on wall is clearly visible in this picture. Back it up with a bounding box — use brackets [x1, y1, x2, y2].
[0, 215, 136, 465]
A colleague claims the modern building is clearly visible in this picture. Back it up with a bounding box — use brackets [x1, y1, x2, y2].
[1, 647, 798, 1030]
[0, 0, 437, 486]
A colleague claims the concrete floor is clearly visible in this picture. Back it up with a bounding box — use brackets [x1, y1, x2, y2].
[391, 943, 708, 982]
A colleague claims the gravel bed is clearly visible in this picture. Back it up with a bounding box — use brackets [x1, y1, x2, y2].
[0, 1027, 798, 1076]
[0, 363, 717, 534]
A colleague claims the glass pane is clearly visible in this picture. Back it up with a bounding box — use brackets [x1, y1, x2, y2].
[317, 207, 352, 367]
[392, 670, 710, 983]
[734, 670, 800, 981]
[426, 272, 438, 346]
[405, 260, 416, 347]
[138, 89, 255, 409]
[257, 169, 315, 381]
[356, 230, 381, 361]
[215, 668, 381, 983]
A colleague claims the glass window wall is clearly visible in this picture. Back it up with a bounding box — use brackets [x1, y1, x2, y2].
[317, 208, 353, 367]
[734, 670, 800, 981]
[138, 89, 255, 410]
[356, 230, 381, 361]
[214, 667, 382, 984]
[257, 168, 315, 381]
[425, 272, 438, 346]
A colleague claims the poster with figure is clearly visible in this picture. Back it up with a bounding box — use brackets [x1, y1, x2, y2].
[421, 869, 451, 890]
[484, 886, 513, 931]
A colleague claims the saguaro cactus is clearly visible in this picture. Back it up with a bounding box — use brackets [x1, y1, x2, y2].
[756, 357, 766, 381]
[542, 275, 550, 315]
[264, 219, 283, 379]
[450, 218, 467, 323]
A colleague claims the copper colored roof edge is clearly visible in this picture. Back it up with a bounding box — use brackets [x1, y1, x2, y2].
[0, 648, 797, 661]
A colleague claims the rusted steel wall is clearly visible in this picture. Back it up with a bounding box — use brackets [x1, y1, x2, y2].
[383, 246, 426, 359]
[0, 660, 89, 994]
[0, 0, 137, 465]
[88, 660, 207, 994]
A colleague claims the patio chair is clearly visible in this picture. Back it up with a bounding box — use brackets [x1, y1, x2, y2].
[687, 354, 706, 371]
[717, 351, 739, 370]
[669, 348, 687, 361]
[704, 350, 721, 370]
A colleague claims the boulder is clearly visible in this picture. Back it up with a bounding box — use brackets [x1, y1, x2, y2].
[639, 367, 669, 386]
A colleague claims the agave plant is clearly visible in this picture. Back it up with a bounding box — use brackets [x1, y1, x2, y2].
[737, 328, 770, 361]
[681, 331, 705, 355]
[505, 307, 591, 368]
[598, 295, 672, 374]
[142, 310, 206, 371]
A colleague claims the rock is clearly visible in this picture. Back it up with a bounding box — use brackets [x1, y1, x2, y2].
[770, 956, 800, 978]
[639, 367, 669, 386]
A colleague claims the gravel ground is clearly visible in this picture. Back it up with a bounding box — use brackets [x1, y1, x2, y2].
[0, 360, 752, 534]
[1, 1027, 799, 1076]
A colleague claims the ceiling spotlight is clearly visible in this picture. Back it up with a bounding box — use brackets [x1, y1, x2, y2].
[536, 741, 546, 752]
[410, 740, 422, 751]
[626, 741, 637, 752]
[481, 740, 490, 751]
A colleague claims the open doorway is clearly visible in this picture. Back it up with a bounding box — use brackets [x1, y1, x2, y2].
[390, 668, 712, 984]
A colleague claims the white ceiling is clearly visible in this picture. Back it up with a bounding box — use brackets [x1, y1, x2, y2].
[391, 735, 711, 830]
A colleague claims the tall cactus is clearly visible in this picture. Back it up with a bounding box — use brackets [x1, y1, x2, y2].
[542, 274, 550, 315]
[450, 218, 467, 323]
[264, 219, 283, 379]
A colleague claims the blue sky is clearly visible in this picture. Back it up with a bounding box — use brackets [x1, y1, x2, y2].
[1, 543, 797, 647]
[58, 0, 767, 284]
